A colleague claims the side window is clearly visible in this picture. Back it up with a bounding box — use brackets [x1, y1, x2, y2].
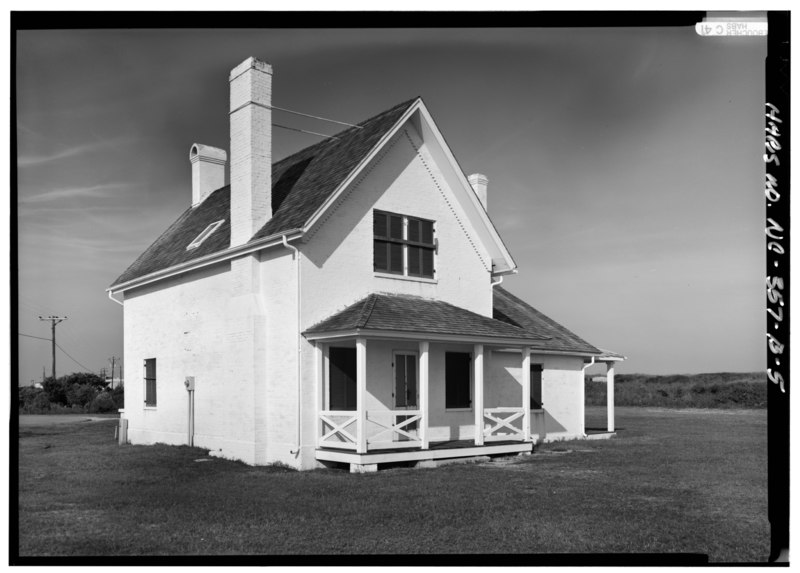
[144, 358, 157, 407]
[445, 352, 471, 409]
[530, 364, 543, 409]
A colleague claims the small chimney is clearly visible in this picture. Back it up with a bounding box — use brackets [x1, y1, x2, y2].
[229, 57, 273, 247]
[468, 173, 489, 211]
[190, 144, 226, 207]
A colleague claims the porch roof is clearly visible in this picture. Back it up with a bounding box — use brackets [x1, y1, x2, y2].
[304, 293, 550, 344]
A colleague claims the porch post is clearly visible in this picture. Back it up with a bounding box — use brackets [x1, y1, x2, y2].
[606, 362, 615, 432]
[356, 338, 367, 454]
[474, 344, 484, 446]
[522, 347, 531, 442]
[314, 342, 324, 449]
[419, 341, 430, 450]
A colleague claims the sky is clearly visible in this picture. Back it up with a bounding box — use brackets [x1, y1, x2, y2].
[15, 23, 768, 383]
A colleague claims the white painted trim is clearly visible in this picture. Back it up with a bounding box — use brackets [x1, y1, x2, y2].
[374, 272, 438, 285]
[107, 230, 303, 294]
[356, 338, 367, 454]
[419, 341, 430, 450]
[304, 328, 544, 347]
[473, 344, 484, 446]
[522, 347, 531, 442]
[445, 408, 472, 413]
[607, 363, 615, 432]
[316, 441, 531, 465]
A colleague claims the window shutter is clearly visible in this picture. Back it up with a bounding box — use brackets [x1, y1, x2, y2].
[374, 212, 387, 238]
[389, 215, 403, 240]
[374, 240, 388, 271]
[421, 220, 434, 245]
[421, 248, 434, 278]
[407, 218, 420, 243]
[389, 242, 403, 273]
[408, 246, 421, 275]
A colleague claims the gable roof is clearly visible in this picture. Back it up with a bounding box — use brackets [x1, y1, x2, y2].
[304, 293, 550, 343]
[492, 286, 602, 354]
[110, 98, 417, 289]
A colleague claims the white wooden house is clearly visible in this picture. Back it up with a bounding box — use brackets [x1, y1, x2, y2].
[108, 57, 623, 472]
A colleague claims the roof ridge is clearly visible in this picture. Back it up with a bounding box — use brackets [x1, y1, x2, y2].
[356, 293, 379, 328]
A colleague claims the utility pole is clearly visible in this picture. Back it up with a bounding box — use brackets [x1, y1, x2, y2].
[38, 316, 67, 381]
[109, 357, 119, 389]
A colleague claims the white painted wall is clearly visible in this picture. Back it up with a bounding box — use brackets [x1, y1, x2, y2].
[123, 263, 231, 451]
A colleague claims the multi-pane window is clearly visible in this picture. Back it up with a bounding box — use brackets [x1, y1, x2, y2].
[373, 211, 435, 279]
[144, 358, 157, 407]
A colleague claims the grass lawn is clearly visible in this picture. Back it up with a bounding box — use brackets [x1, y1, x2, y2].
[16, 406, 768, 561]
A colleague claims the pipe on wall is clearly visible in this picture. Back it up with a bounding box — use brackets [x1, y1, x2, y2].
[282, 235, 302, 457]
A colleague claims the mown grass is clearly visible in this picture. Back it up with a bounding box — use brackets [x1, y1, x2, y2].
[17, 407, 768, 561]
[585, 372, 767, 408]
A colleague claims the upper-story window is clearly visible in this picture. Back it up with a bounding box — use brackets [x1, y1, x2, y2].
[373, 210, 435, 279]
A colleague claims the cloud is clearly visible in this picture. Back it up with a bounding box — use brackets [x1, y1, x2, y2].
[19, 182, 134, 204]
[17, 135, 132, 167]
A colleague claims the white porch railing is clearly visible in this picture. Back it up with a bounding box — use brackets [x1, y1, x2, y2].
[319, 410, 422, 451]
[319, 411, 358, 450]
[366, 410, 422, 450]
[483, 407, 525, 442]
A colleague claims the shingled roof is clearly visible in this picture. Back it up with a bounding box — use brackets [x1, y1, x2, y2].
[110, 98, 418, 289]
[492, 286, 601, 354]
[304, 293, 550, 342]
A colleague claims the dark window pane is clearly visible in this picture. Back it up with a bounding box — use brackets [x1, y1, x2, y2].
[408, 246, 421, 275]
[531, 365, 543, 409]
[421, 220, 434, 245]
[329, 347, 357, 411]
[144, 358, 157, 406]
[406, 356, 417, 407]
[389, 215, 403, 240]
[445, 352, 471, 408]
[407, 218, 420, 243]
[373, 212, 387, 238]
[395, 356, 406, 407]
[374, 240, 388, 271]
[389, 242, 403, 273]
[421, 248, 434, 278]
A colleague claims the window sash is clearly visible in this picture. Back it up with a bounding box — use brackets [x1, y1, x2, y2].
[373, 211, 435, 278]
[144, 359, 157, 407]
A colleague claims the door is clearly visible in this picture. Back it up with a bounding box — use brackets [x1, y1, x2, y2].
[393, 352, 418, 440]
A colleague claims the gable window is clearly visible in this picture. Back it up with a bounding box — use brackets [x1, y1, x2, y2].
[530, 364, 543, 409]
[373, 211, 435, 279]
[445, 352, 471, 409]
[187, 220, 224, 250]
[144, 358, 157, 407]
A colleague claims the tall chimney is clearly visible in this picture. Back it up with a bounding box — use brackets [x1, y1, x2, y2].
[229, 57, 273, 247]
[468, 173, 489, 211]
[190, 144, 226, 207]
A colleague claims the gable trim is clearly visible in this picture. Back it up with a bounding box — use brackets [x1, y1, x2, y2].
[107, 229, 302, 294]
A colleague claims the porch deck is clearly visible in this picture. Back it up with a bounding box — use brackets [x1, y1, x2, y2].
[317, 438, 533, 471]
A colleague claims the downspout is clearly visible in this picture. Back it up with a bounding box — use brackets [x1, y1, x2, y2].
[490, 275, 503, 288]
[108, 291, 124, 306]
[282, 235, 302, 456]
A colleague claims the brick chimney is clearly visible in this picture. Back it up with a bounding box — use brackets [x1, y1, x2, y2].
[468, 173, 489, 211]
[190, 144, 226, 207]
[229, 57, 273, 247]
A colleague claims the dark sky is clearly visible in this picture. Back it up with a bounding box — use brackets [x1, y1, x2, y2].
[16, 25, 767, 383]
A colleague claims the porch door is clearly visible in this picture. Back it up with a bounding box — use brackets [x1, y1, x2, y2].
[394, 353, 418, 440]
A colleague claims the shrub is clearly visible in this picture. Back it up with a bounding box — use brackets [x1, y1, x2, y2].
[88, 392, 117, 413]
[42, 377, 69, 405]
[110, 385, 124, 409]
[66, 383, 99, 408]
[30, 392, 51, 413]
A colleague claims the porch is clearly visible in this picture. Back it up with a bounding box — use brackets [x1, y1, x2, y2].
[311, 337, 549, 472]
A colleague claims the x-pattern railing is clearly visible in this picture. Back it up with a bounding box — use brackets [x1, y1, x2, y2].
[319, 411, 358, 450]
[367, 410, 422, 448]
[483, 407, 524, 440]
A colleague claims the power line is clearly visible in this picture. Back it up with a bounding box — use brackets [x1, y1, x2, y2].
[229, 100, 363, 129]
[19, 333, 51, 342]
[54, 342, 94, 373]
[273, 123, 340, 141]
